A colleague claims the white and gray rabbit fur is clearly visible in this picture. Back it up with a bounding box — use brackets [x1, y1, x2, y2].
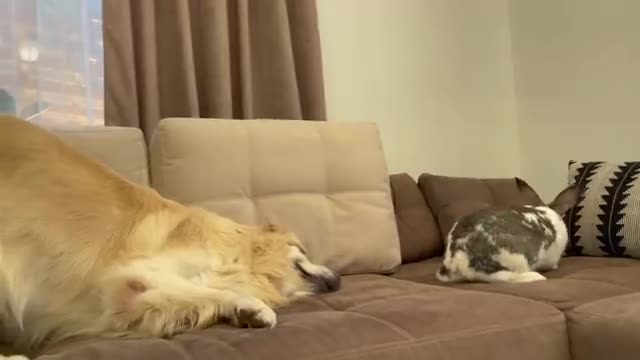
[436, 178, 583, 284]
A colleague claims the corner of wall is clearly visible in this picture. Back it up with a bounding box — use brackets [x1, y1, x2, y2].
[504, 0, 526, 181]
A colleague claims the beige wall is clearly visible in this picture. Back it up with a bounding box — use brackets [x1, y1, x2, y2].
[318, 0, 640, 202]
[317, 0, 522, 179]
[510, 0, 640, 200]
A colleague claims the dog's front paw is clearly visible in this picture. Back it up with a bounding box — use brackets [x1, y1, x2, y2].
[0, 355, 30, 360]
[234, 298, 277, 329]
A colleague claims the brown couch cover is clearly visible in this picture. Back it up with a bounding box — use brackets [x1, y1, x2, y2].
[39, 275, 569, 360]
[35, 171, 640, 360]
[26, 124, 640, 360]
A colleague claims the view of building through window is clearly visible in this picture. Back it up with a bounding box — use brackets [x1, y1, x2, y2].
[0, 0, 104, 126]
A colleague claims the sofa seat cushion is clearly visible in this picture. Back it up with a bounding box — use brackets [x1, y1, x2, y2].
[567, 292, 640, 360]
[149, 118, 401, 275]
[38, 276, 569, 360]
[393, 256, 640, 311]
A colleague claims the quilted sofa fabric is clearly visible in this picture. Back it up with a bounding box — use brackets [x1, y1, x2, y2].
[148, 118, 401, 275]
[39, 275, 568, 360]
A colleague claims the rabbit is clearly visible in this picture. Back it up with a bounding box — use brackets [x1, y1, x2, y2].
[436, 178, 583, 284]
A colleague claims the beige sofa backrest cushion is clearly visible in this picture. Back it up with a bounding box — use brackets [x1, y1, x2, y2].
[50, 125, 149, 186]
[149, 118, 401, 275]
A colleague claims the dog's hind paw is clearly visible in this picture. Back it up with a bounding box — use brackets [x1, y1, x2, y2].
[234, 298, 277, 329]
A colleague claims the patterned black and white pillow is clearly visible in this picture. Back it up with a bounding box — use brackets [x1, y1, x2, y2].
[564, 161, 640, 258]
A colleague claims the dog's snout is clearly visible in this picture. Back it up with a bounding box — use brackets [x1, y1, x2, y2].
[295, 262, 341, 294]
[321, 271, 341, 293]
[309, 269, 341, 294]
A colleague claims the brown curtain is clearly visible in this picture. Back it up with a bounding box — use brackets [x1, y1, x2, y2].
[103, 0, 327, 139]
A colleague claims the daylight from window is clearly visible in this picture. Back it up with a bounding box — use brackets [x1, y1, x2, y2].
[0, 0, 104, 126]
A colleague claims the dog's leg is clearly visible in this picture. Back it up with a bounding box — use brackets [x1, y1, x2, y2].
[0, 355, 30, 360]
[288, 246, 341, 293]
[103, 268, 277, 336]
[136, 282, 277, 332]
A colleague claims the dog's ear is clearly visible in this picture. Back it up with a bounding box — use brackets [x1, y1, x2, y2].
[259, 215, 280, 233]
[262, 222, 288, 233]
[262, 223, 278, 233]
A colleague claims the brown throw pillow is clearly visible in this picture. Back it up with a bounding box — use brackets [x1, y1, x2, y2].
[418, 173, 545, 240]
[389, 173, 442, 263]
[435, 201, 493, 240]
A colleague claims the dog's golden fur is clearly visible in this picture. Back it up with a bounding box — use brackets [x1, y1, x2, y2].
[0, 115, 339, 359]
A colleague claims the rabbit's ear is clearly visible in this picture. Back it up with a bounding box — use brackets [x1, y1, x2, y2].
[549, 182, 584, 215]
[515, 177, 546, 206]
[515, 177, 536, 193]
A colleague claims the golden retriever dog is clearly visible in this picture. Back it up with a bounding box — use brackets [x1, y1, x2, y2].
[0, 115, 340, 360]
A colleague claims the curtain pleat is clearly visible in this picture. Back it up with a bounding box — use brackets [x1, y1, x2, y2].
[103, 0, 327, 140]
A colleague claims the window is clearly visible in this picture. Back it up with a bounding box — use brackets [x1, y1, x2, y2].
[0, 0, 104, 126]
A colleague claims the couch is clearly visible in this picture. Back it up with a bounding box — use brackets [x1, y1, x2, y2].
[21, 118, 640, 360]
